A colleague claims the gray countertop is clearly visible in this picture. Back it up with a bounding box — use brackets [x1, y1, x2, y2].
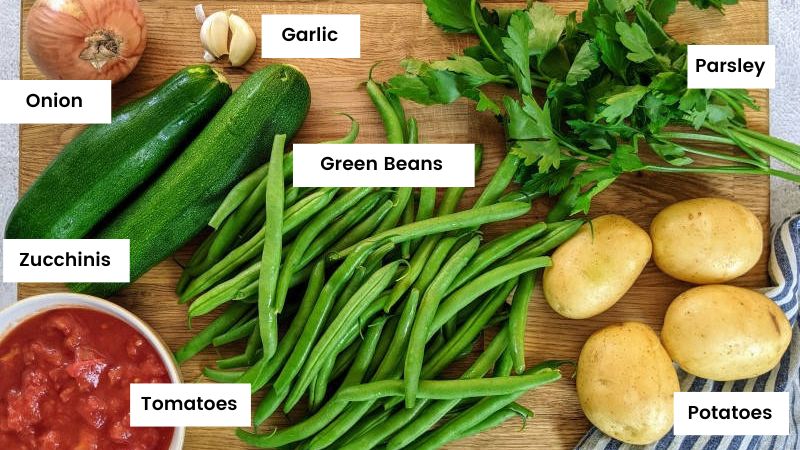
[1, 1, 798, 306]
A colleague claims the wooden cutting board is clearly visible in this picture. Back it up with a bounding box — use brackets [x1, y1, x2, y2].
[18, 1, 770, 448]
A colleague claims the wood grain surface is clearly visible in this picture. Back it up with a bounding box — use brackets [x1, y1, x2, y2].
[18, 1, 769, 449]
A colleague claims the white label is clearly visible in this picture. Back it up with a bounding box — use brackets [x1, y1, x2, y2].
[0, 80, 111, 124]
[687, 45, 775, 89]
[130, 383, 251, 427]
[262, 14, 360, 58]
[674, 392, 789, 436]
[292, 144, 476, 188]
[2, 239, 130, 283]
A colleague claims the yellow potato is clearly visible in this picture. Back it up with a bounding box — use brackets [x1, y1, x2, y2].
[661, 285, 791, 381]
[543, 214, 651, 319]
[650, 197, 763, 284]
[577, 322, 679, 445]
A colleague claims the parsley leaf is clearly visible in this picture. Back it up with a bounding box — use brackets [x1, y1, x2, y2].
[423, 0, 475, 33]
[502, 11, 533, 95]
[527, 3, 566, 59]
[430, 56, 510, 84]
[615, 22, 656, 63]
[566, 40, 601, 86]
[599, 85, 649, 123]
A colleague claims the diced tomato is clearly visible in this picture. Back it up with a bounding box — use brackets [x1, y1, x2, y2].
[0, 309, 173, 450]
[65, 359, 107, 391]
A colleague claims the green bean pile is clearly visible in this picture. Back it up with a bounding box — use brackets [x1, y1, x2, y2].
[174, 80, 582, 449]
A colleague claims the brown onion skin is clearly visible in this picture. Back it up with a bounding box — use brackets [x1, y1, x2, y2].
[25, 0, 147, 84]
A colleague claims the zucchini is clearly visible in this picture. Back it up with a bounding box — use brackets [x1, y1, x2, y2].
[71, 64, 311, 297]
[5, 65, 231, 239]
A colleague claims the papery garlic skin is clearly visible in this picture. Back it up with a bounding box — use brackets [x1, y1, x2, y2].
[200, 10, 230, 58]
[228, 13, 256, 67]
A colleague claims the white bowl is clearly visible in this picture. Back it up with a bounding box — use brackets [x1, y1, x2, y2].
[0, 292, 185, 450]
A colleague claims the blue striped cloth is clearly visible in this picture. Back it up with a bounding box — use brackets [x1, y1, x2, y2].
[576, 215, 800, 450]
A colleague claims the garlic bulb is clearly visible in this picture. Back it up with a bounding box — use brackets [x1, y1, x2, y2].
[200, 10, 230, 59]
[196, 5, 256, 68]
[228, 14, 256, 67]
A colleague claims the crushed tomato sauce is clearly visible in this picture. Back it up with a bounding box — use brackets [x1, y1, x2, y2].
[0, 308, 174, 450]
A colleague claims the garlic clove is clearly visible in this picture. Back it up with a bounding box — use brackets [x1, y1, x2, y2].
[200, 10, 230, 59]
[228, 13, 256, 67]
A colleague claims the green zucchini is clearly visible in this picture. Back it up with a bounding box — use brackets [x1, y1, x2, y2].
[71, 64, 311, 297]
[5, 65, 231, 239]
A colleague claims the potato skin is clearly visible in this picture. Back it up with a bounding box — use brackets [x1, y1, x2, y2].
[650, 197, 763, 284]
[543, 214, 651, 319]
[661, 285, 791, 381]
[577, 322, 678, 445]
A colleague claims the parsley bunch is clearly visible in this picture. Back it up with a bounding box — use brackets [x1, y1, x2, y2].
[386, 0, 799, 221]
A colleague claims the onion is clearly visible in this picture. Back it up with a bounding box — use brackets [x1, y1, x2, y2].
[25, 0, 147, 84]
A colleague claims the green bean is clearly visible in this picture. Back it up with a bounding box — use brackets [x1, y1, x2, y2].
[231, 206, 265, 248]
[373, 289, 420, 379]
[271, 243, 379, 396]
[411, 235, 459, 295]
[298, 190, 387, 268]
[216, 326, 261, 369]
[310, 355, 335, 412]
[330, 340, 360, 381]
[472, 153, 521, 209]
[417, 188, 435, 222]
[332, 202, 531, 260]
[188, 261, 312, 316]
[308, 303, 413, 450]
[446, 222, 547, 296]
[449, 406, 531, 445]
[334, 407, 397, 449]
[509, 271, 535, 374]
[337, 369, 560, 401]
[422, 280, 515, 377]
[509, 219, 584, 262]
[212, 316, 257, 347]
[329, 199, 394, 254]
[332, 266, 367, 317]
[366, 314, 400, 381]
[202, 367, 245, 383]
[176, 231, 215, 293]
[497, 190, 542, 203]
[238, 261, 325, 393]
[366, 79, 405, 144]
[429, 144, 482, 219]
[322, 113, 360, 144]
[383, 235, 439, 312]
[276, 188, 374, 312]
[400, 192, 416, 259]
[174, 303, 250, 364]
[383, 328, 510, 450]
[285, 261, 402, 411]
[405, 237, 481, 408]
[375, 187, 412, 235]
[412, 187, 435, 253]
[431, 257, 551, 333]
[407, 117, 419, 144]
[495, 348, 514, 377]
[188, 262, 261, 317]
[244, 315, 386, 442]
[208, 161, 269, 230]
[181, 189, 337, 302]
[410, 365, 562, 450]
[258, 134, 286, 358]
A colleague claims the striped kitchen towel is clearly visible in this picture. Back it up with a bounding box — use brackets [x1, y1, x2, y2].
[576, 215, 800, 450]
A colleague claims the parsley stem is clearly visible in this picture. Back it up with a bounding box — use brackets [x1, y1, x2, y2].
[558, 137, 609, 163]
[668, 142, 769, 169]
[655, 131, 735, 146]
[470, 0, 504, 63]
[642, 164, 800, 183]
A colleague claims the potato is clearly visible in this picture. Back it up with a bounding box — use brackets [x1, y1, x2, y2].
[661, 285, 791, 381]
[650, 197, 763, 284]
[577, 322, 678, 445]
[543, 215, 651, 319]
